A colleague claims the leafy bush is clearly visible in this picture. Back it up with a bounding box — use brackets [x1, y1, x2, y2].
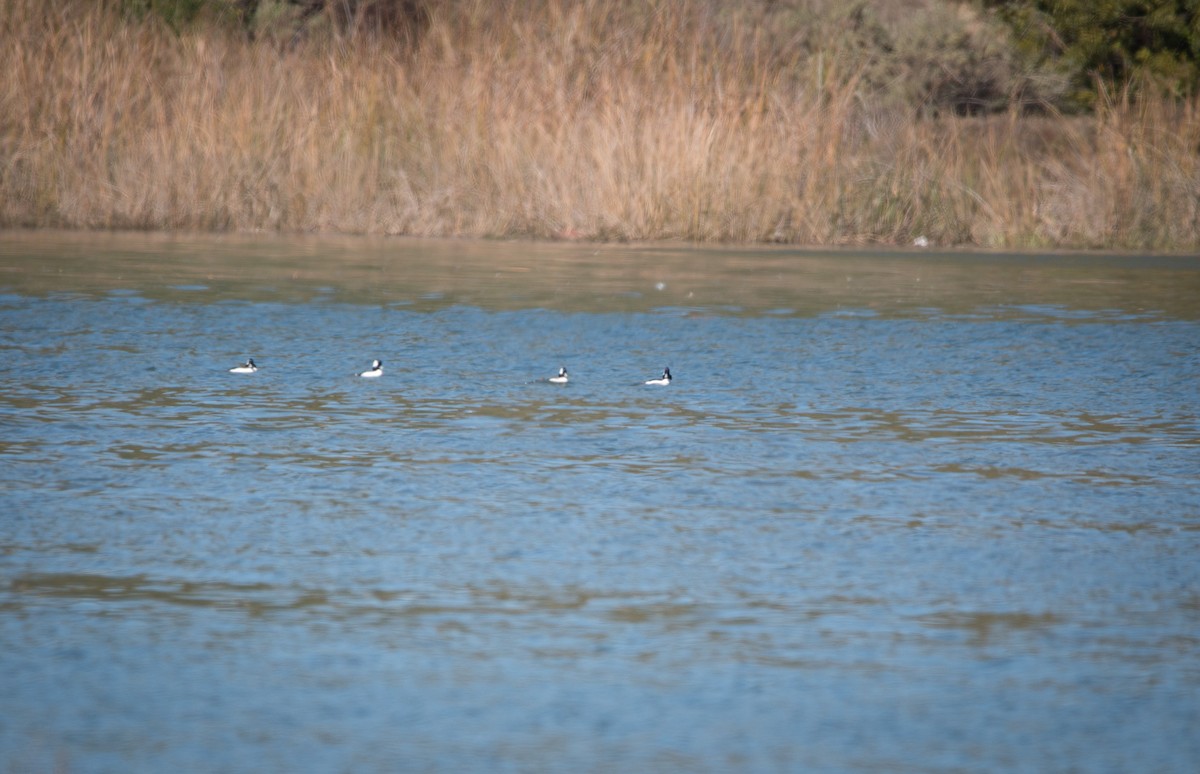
[986, 0, 1200, 107]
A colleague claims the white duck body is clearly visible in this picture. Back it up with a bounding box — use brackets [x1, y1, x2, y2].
[644, 367, 672, 386]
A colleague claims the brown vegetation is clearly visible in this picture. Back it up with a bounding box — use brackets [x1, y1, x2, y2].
[2, 0, 1198, 248]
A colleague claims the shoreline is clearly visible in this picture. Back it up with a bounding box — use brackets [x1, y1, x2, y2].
[5, 226, 1199, 261]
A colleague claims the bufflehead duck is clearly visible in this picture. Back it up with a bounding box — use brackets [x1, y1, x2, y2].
[229, 358, 258, 374]
[549, 366, 569, 384]
[359, 359, 383, 378]
[644, 367, 672, 386]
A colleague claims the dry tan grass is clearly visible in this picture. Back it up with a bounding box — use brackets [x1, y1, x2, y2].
[2, 0, 1198, 248]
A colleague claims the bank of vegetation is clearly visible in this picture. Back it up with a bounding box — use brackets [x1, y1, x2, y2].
[2, 0, 1198, 248]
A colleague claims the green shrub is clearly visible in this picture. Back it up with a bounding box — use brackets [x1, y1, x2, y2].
[986, 0, 1200, 107]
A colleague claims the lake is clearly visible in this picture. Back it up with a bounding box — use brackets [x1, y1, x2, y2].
[2, 231, 1198, 772]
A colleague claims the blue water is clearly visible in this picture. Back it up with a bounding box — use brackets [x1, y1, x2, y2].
[2, 233, 1199, 772]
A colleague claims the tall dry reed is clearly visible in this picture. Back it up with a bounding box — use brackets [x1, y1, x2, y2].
[2, 0, 1198, 248]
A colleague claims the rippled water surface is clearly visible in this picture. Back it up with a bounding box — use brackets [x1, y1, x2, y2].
[2, 232, 1199, 772]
